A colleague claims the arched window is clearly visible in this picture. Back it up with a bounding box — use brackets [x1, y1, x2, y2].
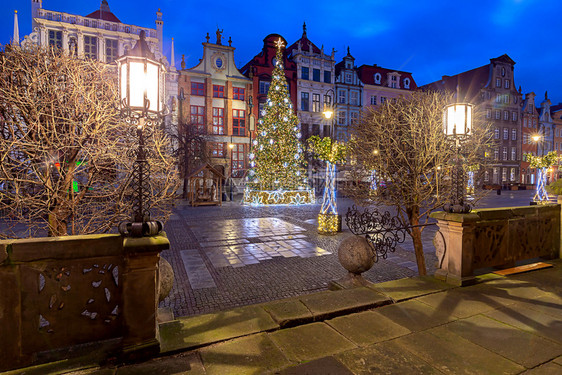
[374, 73, 381, 84]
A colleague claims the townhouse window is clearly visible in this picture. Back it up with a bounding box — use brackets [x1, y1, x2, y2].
[505, 79, 510, 89]
[48, 30, 62, 49]
[259, 81, 270, 94]
[511, 147, 516, 160]
[233, 87, 245, 101]
[345, 73, 352, 84]
[523, 134, 527, 144]
[486, 109, 491, 119]
[370, 96, 377, 105]
[190, 105, 205, 132]
[494, 128, 500, 139]
[105, 38, 118, 63]
[191, 82, 204, 96]
[312, 93, 320, 112]
[301, 92, 309, 111]
[301, 67, 309, 80]
[213, 85, 225, 98]
[496, 94, 501, 103]
[504, 111, 509, 121]
[258, 102, 265, 119]
[404, 78, 410, 89]
[390, 75, 397, 88]
[312, 124, 320, 136]
[232, 109, 246, 136]
[502, 147, 507, 160]
[511, 129, 517, 140]
[494, 148, 499, 160]
[381, 97, 387, 103]
[350, 91, 359, 106]
[84, 35, 98, 59]
[313, 69, 320, 82]
[324, 71, 331, 83]
[495, 110, 501, 119]
[503, 95, 509, 104]
[503, 128, 508, 140]
[374, 73, 381, 84]
[324, 95, 332, 109]
[501, 67, 506, 76]
[496, 78, 501, 87]
[510, 168, 516, 181]
[502, 168, 507, 182]
[493, 167, 499, 182]
[212, 107, 224, 134]
[484, 170, 489, 182]
[533, 120, 537, 127]
[338, 111, 346, 125]
[524, 118, 527, 127]
[210, 142, 225, 158]
[350, 112, 358, 126]
[338, 90, 346, 104]
[231, 144, 245, 178]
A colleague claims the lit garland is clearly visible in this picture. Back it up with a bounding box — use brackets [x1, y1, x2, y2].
[308, 136, 347, 234]
[243, 38, 312, 205]
[370, 170, 378, 192]
[524, 151, 557, 204]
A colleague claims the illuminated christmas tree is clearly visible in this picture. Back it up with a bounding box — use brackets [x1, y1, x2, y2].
[243, 39, 314, 205]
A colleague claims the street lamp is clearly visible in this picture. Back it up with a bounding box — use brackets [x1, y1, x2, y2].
[117, 30, 165, 237]
[322, 89, 335, 138]
[443, 103, 473, 213]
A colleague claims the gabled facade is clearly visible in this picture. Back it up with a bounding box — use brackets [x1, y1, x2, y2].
[521, 92, 539, 184]
[552, 103, 562, 181]
[178, 31, 253, 179]
[357, 64, 416, 109]
[334, 47, 363, 140]
[423, 54, 523, 185]
[240, 34, 298, 130]
[538, 92, 555, 183]
[286, 23, 335, 141]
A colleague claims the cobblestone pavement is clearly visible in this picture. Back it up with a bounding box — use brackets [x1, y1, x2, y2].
[160, 190, 540, 317]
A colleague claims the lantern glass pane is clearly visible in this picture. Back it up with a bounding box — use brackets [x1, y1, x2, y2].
[119, 62, 127, 107]
[446, 105, 456, 136]
[466, 105, 472, 134]
[129, 60, 145, 109]
[146, 61, 159, 113]
[456, 105, 466, 135]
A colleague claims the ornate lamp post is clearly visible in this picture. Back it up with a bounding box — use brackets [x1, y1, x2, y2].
[443, 102, 473, 213]
[117, 30, 166, 237]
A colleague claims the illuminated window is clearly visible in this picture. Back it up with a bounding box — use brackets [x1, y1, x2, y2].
[494, 128, 500, 139]
[301, 67, 309, 80]
[48, 30, 62, 49]
[324, 95, 332, 108]
[210, 142, 225, 157]
[212, 107, 224, 134]
[504, 111, 509, 121]
[191, 82, 204, 96]
[503, 128, 508, 140]
[233, 87, 245, 101]
[510, 168, 516, 181]
[502, 168, 507, 182]
[312, 94, 320, 112]
[105, 39, 118, 63]
[231, 144, 245, 177]
[511, 129, 517, 140]
[494, 148, 499, 160]
[512, 112, 517, 122]
[484, 170, 489, 181]
[301, 92, 309, 111]
[496, 94, 501, 103]
[213, 85, 225, 98]
[232, 109, 246, 136]
[84, 35, 98, 59]
[190, 106, 205, 132]
[511, 147, 516, 160]
[502, 147, 507, 160]
[495, 110, 501, 119]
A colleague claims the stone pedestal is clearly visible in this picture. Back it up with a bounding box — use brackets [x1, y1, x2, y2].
[331, 235, 375, 289]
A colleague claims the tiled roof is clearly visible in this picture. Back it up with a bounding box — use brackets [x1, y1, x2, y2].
[421, 64, 491, 102]
[356, 64, 416, 88]
[84, 9, 121, 23]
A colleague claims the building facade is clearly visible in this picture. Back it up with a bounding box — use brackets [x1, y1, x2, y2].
[521, 92, 539, 184]
[358, 64, 417, 109]
[334, 48, 363, 140]
[424, 55, 523, 185]
[286, 23, 335, 141]
[178, 31, 253, 179]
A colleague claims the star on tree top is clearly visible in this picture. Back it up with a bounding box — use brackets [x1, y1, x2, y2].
[275, 38, 285, 50]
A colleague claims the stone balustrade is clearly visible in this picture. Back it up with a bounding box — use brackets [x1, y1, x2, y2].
[430, 204, 560, 286]
[0, 233, 169, 372]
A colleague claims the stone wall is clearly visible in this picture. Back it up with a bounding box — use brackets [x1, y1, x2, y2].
[0, 233, 169, 372]
[430, 205, 560, 286]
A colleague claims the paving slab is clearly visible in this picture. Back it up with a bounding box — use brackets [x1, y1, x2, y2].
[326, 310, 411, 347]
[159, 305, 278, 353]
[116, 353, 202, 375]
[416, 287, 516, 319]
[472, 277, 554, 300]
[268, 322, 357, 363]
[261, 299, 313, 328]
[299, 287, 391, 320]
[376, 299, 456, 332]
[394, 326, 525, 374]
[484, 303, 562, 344]
[509, 266, 562, 294]
[278, 356, 353, 375]
[444, 315, 562, 368]
[520, 362, 562, 375]
[506, 293, 562, 319]
[555, 356, 562, 365]
[335, 340, 442, 375]
[199, 333, 290, 375]
[369, 276, 455, 302]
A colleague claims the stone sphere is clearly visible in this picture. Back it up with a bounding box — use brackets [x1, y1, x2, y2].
[338, 235, 375, 275]
[158, 257, 174, 303]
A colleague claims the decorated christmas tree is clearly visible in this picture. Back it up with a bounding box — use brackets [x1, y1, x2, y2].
[243, 39, 314, 205]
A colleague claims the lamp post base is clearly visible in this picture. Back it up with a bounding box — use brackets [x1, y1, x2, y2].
[119, 220, 163, 237]
[318, 213, 342, 235]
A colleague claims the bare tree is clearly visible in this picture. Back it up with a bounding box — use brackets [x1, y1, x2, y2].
[346, 90, 492, 275]
[0, 44, 179, 238]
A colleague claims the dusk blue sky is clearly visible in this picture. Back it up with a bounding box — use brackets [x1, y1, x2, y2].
[3, 0, 561, 106]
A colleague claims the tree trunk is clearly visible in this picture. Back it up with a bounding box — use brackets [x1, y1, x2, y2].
[182, 177, 189, 200]
[407, 206, 427, 276]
